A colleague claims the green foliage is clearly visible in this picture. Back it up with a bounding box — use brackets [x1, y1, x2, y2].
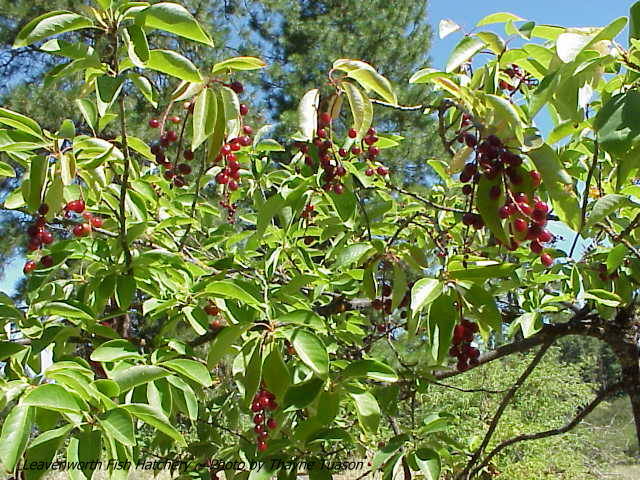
[0, 2, 639, 480]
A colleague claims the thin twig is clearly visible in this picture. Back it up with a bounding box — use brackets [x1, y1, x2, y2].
[389, 184, 467, 214]
[570, 140, 599, 257]
[117, 96, 133, 269]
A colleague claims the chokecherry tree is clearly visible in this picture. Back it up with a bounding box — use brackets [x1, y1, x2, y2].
[1, 1, 640, 479]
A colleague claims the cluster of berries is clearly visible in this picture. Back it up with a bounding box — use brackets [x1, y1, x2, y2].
[295, 114, 388, 194]
[204, 302, 224, 329]
[449, 320, 480, 371]
[213, 127, 252, 192]
[251, 388, 278, 452]
[371, 281, 411, 331]
[457, 131, 555, 267]
[597, 263, 620, 282]
[149, 114, 192, 188]
[499, 64, 538, 92]
[23, 200, 104, 274]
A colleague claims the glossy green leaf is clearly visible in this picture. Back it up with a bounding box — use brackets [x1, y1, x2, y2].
[477, 12, 525, 26]
[22, 384, 82, 413]
[342, 359, 398, 383]
[192, 87, 217, 150]
[14, 11, 94, 48]
[0, 405, 33, 473]
[207, 324, 251, 368]
[411, 278, 443, 314]
[110, 365, 170, 392]
[594, 91, 640, 155]
[349, 390, 380, 434]
[91, 339, 142, 362]
[139, 2, 213, 46]
[586, 194, 630, 228]
[23, 425, 73, 480]
[146, 49, 202, 83]
[289, 329, 329, 379]
[211, 56, 266, 74]
[99, 408, 135, 446]
[122, 403, 186, 446]
[446, 36, 485, 72]
[414, 448, 441, 480]
[161, 359, 212, 386]
[124, 24, 149, 67]
[298, 89, 319, 141]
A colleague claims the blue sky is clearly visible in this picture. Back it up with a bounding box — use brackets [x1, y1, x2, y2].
[427, 0, 632, 69]
[0, 1, 634, 296]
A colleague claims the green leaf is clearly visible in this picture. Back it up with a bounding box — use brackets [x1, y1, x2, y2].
[476, 32, 506, 55]
[22, 384, 82, 413]
[594, 91, 640, 155]
[13, 11, 94, 48]
[262, 347, 290, 401]
[99, 408, 136, 446]
[77, 428, 102, 479]
[115, 274, 136, 311]
[342, 359, 398, 383]
[477, 12, 525, 26]
[475, 178, 507, 244]
[448, 260, 516, 280]
[91, 339, 142, 362]
[446, 36, 485, 73]
[607, 244, 627, 273]
[0, 405, 33, 473]
[0, 108, 43, 137]
[205, 280, 262, 307]
[161, 359, 212, 386]
[75, 99, 98, 131]
[59, 119, 75, 139]
[192, 88, 217, 150]
[139, 2, 213, 46]
[284, 377, 325, 409]
[23, 425, 73, 480]
[247, 194, 285, 248]
[288, 329, 329, 379]
[28, 155, 47, 212]
[124, 24, 149, 67]
[122, 404, 186, 446]
[0, 161, 16, 178]
[584, 289, 622, 307]
[631, 1, 640, 42]
[371, 434, 410, 470]
[414, 448, 441, 480]
[349, 390, 380, 434]
[110, 365, 170, 392]
[342, 81, 372, 141]
[146, 49, 202, 83]
[129, 73, 156, 108]
[428, 293, 458, 363]
[346, 68, 397, 105]
[586, 194, 630, 228]
[211, 56, 266, 74]
[95, 76, 124, 117]
[0, 341, 26, 361]
[207, 324, 250, 368]
[278, 310, 326, 332]
[298, 89, 319, 141]
[411, 278, 443, 314]
[334, 243, 372, 269]
[41, 300, 94, 321]
[391, 263, 408, 311]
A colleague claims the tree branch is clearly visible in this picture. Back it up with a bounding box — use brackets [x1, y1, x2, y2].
[457, 342, 553, 480]
[470, 381, 624, 478]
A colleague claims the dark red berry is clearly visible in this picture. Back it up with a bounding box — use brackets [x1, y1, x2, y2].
[541, 253, 553, 267]
[229, 81, 244, 94]
[240, 104, 249, 116]
[38, 203, 49, 215]
[23, 260, 37, 274]
[40, 255, 54, 268]
[149, 118, 160, 128]
[183, 150, 194, 160]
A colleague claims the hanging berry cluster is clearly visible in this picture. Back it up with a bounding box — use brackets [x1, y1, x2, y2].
[251, 387, 278, 453]
[149, 113, 192, 188]
[499, 64, 539, 93]
[370, 271, 412, 332]
[449, 320, 480, 371]
[294, 112, 388, 194]
[457, 130, 555, 267]
[204, 301, 225, 330]
[23, 199, 104, 274]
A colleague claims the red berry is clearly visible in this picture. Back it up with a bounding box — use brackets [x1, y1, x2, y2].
[23, 260, 37, 274]
[376, 166, 388, 176]
[364, 135, 378, 146]
[319, 112, 332, 125]
[513, 192, 528, 204]
[170, 116, 181, 124]
[148, 118, 160, 128]
[221, 144, 232, 155]
[351, 146, 362, 155]
[183, 150, 194, 160]
[267, 399, 278, 411]
[498, 206, 510, 219]
[38, 203, 49, 215]
[333, 183, 344, 195]
[530, 170, 542, 188]
[165, 130, 178, 142]
[228, 179, 239, 191]
[534, 201, 549, 213]
[40, 255, 54, 268]
[368, 146, 380, 157]
[239, 136, 252, 147]
[243, 125, 253, 135]
[538, 230, 553, 243]
[514, 218, 528, 233]
[367, 127, 377, 136]
[518, 203, 533, 216]
[230, 81, 244, 94]
[541, 253, 553, 267]
[530, 241, 543, 254]
[72, 225, 86, 237]
[253, 414, 264, 424]
[348, 128, 357, 138]
[216, 172, 229, 184]
[257, 441, 267, 452]
[178, 163, 192, 175]
[254, 424, 265, 434]
[365, 168, 375, 176]
[251, 402, 261, 413]
[163, 169, 175, 180]
[240, 104, 249, 116]
[38, 230, 54, 245]
[266, 418, 277, 430]
[462, 213, 476, 226]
